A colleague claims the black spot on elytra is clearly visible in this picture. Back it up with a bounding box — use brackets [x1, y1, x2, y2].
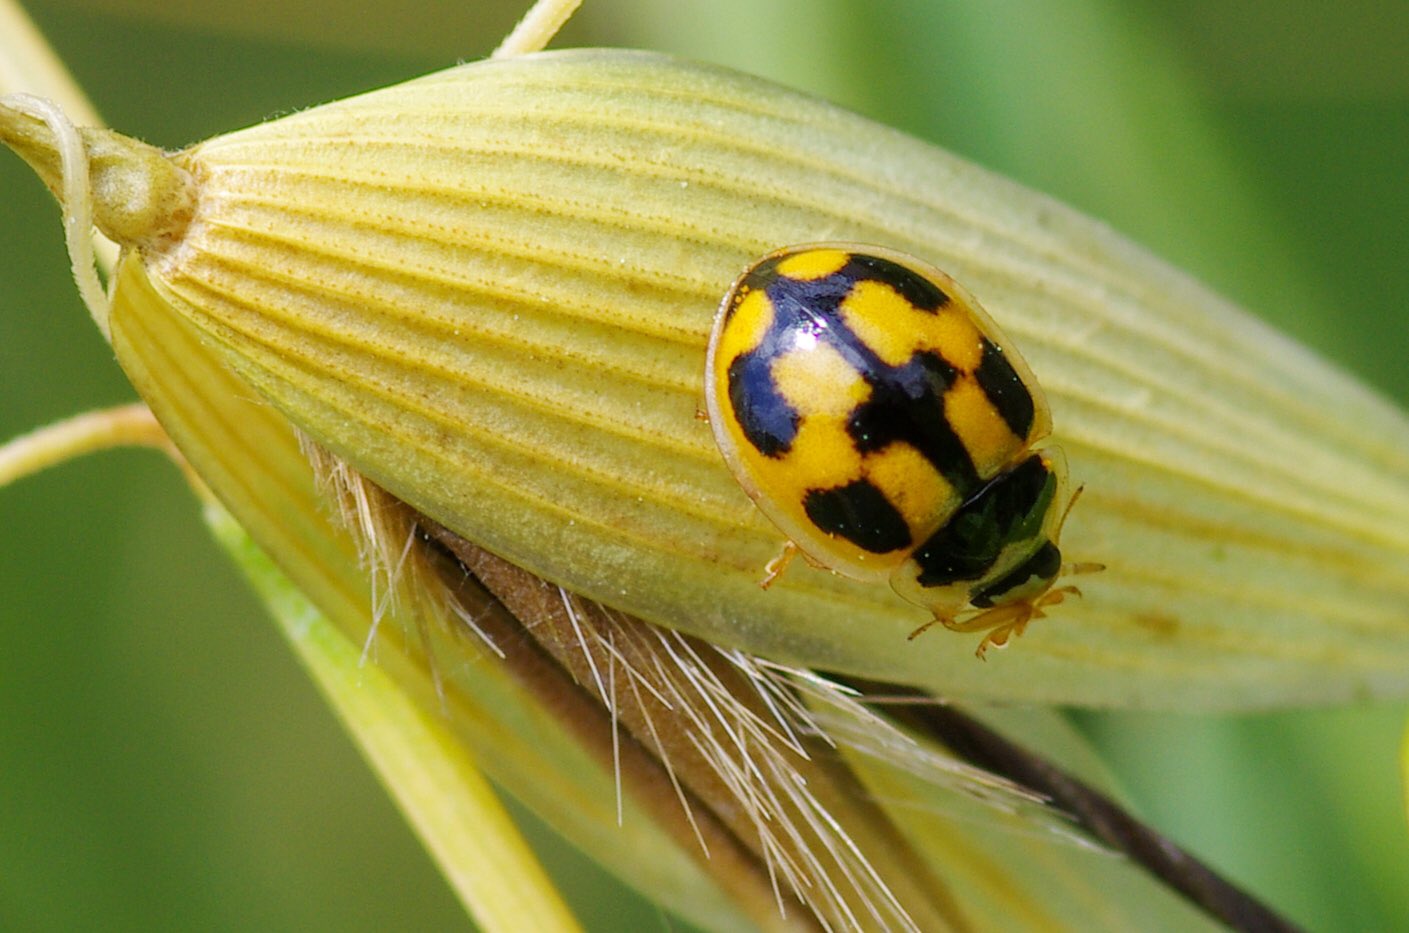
[727, 350, 799, 457]
[973, 338, 1035, 440]
[803, 480, 912, 554]
[846, 349, 979, 494]
[842, 254, 950, 312]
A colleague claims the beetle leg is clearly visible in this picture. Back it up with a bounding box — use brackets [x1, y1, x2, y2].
[914, 584, 1086, 658]
[973, 614, 1032, 660]
[907, 615, 946, 641]
[936, 603, 1035, 659]
[759, 540, 799, 589]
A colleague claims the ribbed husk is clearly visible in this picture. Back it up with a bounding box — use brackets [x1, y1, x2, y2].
[125, 49, 1409, 709]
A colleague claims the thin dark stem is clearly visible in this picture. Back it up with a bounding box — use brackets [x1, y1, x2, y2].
[847, 682, 1306, 933]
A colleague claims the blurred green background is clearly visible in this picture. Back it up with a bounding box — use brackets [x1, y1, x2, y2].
[1, 1, 1406, 929]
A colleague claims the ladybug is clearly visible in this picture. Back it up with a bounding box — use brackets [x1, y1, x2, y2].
[704, 245, 1097, 658]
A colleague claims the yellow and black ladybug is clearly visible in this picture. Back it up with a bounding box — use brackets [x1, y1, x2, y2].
[705, 244, 1097, 658]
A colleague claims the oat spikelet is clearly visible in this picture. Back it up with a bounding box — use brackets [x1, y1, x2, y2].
[11, 47, 1409, 707]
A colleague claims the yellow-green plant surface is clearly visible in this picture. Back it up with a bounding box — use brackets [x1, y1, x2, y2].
[3, 0, 1408, 930]
[120, 45, 1408, 711]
